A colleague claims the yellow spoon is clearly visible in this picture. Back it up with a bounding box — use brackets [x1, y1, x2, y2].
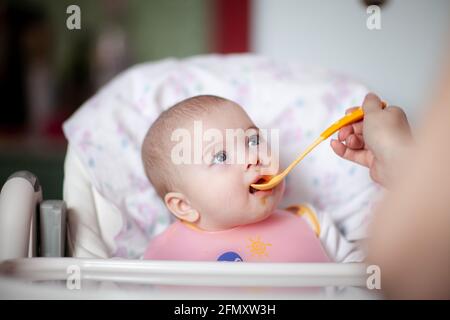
[251, 103, 386, 191]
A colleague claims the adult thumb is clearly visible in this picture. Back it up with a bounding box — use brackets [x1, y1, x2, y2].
[362, 93, 383, 114]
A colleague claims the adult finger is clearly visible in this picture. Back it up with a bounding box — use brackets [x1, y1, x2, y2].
[362, 92, 383, 114]
[330, 139, 370, 167]
[338, 125, 354, 142]
[345, 134, 365, 150]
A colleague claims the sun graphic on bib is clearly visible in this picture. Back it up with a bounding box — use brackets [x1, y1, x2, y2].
[247, 236, 272, 257]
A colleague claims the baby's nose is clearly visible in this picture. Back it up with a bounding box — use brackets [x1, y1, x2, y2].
[246, 158, 260, 170]
[247, 152, 278, 175]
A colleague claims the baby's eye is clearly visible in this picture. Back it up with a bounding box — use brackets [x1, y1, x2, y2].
[212, 151, 227, 164]
[248, 134, 260, 147]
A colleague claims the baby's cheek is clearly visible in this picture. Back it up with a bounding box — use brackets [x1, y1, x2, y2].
[203, 186, 225, 204]
[277, 179, 286, 199]
[201, 179, 237, 204]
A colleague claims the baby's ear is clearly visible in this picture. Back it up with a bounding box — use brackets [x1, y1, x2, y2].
[164, 192, 199, 223]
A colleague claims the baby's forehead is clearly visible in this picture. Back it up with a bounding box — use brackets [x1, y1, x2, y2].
[182, 103, 255, 132]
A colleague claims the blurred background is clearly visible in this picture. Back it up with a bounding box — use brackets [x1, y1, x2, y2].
[0, 0, 449, 200]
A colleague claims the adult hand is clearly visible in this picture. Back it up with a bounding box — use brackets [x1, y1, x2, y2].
[330, 93, 412, 186]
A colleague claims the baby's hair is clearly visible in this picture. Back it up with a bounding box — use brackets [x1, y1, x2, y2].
[142, 95, 231, 198]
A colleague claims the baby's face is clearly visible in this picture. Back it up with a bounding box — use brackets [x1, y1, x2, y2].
[175, 103, 285, 231]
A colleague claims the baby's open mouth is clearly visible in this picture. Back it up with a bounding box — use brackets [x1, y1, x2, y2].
[249, 177, 271, 194]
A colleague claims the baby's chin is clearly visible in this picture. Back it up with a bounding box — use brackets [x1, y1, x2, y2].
[245, 203, 277, 225]
[255, 184, 284, 210]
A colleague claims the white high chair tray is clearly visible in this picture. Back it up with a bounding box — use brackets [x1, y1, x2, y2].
[0, 258, 380, 299]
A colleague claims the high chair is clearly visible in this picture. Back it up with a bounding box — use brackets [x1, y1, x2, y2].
[0, 54, 381, 299]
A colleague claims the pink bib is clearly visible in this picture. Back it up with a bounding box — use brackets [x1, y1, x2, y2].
[144, 209, 331, 263]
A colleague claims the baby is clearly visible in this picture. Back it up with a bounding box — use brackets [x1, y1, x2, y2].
[141, 95, 363, 263]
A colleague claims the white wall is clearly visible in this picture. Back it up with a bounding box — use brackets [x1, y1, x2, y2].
[252, 0, 450, 118]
